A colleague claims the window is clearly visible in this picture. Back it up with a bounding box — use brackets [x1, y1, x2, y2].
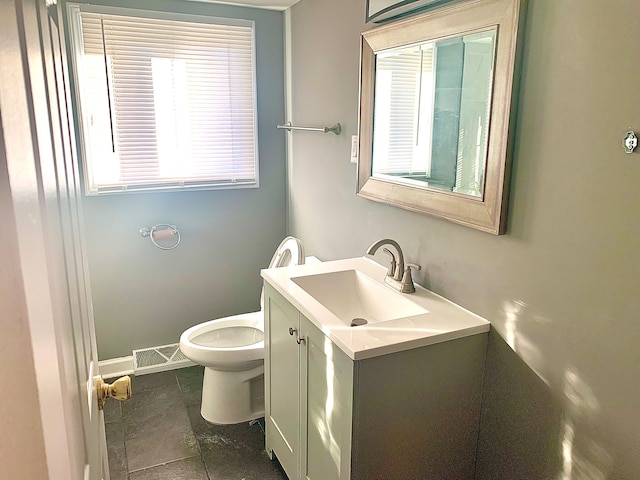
[67, 4, 258, 194]
[373, 44, 435, 177]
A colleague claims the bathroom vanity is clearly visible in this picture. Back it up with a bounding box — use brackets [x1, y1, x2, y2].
[261, 257, 490, 480]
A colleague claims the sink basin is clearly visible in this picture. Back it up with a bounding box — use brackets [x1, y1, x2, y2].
[261, 256, 490, 360]
[291, 269, 428, 326]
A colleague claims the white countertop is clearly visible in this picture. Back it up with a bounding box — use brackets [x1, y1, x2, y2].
[261, 256, 489, 360]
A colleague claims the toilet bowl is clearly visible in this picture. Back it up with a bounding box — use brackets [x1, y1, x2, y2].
[179, 236, 304, 425]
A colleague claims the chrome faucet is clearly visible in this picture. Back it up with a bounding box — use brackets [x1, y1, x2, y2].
[366, 238, 421, 293]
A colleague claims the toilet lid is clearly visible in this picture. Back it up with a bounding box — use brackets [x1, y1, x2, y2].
[260, 236, 305, 309]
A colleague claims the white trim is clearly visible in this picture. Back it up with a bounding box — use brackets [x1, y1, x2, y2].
[99, 356, 134, 379]
[183, 0, 300, 11]
[284, 8, 293, 232]
[133, 361, 195, 376]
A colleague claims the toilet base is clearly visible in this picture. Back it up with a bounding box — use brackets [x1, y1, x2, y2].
[201, 364, 265, 425]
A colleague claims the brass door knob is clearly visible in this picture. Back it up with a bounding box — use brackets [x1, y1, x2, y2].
[96, 375, 132, 410]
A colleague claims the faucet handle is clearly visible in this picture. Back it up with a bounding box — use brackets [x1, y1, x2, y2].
[382, 247, 397, 277]
[400, 263, 422, 293]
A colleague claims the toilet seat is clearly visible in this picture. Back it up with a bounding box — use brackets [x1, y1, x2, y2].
[180, 311, 264, 371]
[193, 325, 262, 349]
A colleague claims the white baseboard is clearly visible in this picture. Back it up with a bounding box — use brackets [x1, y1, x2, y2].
[99, 356, 134, 379]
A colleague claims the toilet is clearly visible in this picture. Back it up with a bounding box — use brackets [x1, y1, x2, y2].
[179, 236, 304, 424]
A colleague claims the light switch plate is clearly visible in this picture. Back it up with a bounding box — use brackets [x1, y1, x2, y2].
[350, 135, 358, 163]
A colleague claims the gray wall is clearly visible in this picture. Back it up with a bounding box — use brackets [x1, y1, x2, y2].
[287, 0, 640, 478]
[80, 0, 286, 359]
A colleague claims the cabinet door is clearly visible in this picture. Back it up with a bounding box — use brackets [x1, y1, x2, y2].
[300, 314, 354, 480]
[265, 286, 300, 479]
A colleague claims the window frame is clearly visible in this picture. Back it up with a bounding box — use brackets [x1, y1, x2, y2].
[66, 3, 260, 196]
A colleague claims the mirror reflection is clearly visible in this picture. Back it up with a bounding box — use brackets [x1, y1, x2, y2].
[372, 29, 496, 198]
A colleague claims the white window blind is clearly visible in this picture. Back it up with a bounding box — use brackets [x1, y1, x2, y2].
[68, 5, 258, 194]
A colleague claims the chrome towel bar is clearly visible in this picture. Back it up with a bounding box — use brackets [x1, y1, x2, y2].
[277, 121, 341, 135]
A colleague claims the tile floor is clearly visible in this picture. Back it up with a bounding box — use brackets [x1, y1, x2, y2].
[104, 366, 287, 480]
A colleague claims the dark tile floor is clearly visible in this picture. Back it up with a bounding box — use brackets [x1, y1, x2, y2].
[104, 366, 287, 480]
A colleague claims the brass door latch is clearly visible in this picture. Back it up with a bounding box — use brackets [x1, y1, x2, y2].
[96, 375, 132, 410]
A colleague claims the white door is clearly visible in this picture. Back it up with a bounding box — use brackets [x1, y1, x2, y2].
[1, 0, 107, 478]
[265, 285, 301, 480]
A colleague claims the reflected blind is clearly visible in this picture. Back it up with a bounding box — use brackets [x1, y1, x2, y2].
[69, 5, 258, 194]
[373, 47, 434, 174]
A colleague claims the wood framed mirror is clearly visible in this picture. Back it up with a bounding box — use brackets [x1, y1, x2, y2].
[357, 0, 526, 235]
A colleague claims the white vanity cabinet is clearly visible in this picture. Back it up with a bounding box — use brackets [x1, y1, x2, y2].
[299, 312, 354, 479]
[264, 283, 301, 478]
[265, 283, 353, 480]
[264, 283, 488, 480]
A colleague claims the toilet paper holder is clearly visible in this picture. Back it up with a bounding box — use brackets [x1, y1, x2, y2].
[139, 224, 181, 250]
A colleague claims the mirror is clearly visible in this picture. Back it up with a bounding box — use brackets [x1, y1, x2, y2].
[372, 29, 496, 198]
[358, 0, 525, 235]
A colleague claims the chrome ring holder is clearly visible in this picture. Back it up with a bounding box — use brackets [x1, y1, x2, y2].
[139, 224, 181, 250]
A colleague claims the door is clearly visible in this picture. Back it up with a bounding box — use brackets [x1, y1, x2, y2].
[1, 0, 106, 478]
[299, 315, 353, 480]
[264, 285, 301, 479]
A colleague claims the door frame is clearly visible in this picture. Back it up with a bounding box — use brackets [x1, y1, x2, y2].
[0, 0, 106, 478]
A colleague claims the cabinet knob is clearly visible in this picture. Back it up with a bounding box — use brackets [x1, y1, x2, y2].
[289, 327, 296, 336]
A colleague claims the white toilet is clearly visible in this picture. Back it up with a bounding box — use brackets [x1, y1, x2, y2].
[179, 236, 304, 425]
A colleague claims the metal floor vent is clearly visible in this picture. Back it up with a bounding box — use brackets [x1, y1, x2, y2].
[133, 343, 194, 375]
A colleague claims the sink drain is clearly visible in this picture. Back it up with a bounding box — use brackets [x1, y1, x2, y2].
[350, 318, 368, 327]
